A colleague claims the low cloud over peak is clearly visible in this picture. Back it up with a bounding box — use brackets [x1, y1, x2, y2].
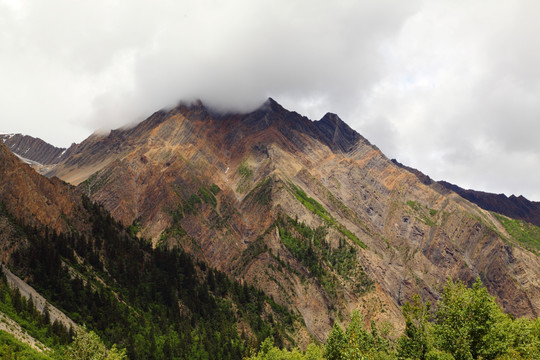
[2, 0, 540, 200]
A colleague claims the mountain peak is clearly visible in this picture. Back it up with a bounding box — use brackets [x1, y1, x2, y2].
[259, 97, 286, 114]
[0, 133, 68, 165]
[315, 112, 363, 153]
[11, 96, 540, 338]
[319, 112, 342, 125]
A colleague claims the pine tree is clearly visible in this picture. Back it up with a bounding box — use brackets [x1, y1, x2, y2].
[324, 322, 346, 360]
[397, 295, 431, 360]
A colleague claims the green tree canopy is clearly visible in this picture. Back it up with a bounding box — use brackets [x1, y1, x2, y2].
[61, 326, 127, 360]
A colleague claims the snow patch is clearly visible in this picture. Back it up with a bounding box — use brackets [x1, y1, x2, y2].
[14, 153, 43, 167]
[0, 133, 16, 142]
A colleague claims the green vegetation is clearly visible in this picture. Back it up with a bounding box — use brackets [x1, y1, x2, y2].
[3, 199, 540, 360]
[126, 219, 142, 238]
[237, 161, 253, 192]
[159, 221, 187, 243]
[166, 185, 238, 239]
[173, 183, 221, 214]
[276, 215, 373, 297]
[0, 265, 124, 359]
[494, 213, 540, 252]
[61, 326, 127, 359]
[0, 267, 73, 349]
[289, 183, 327, 217]
[198, 187, 217, 208]
[325, 311, 392, 360]
[249, 278, 540, 360]
[288, 183, 367, 249]
[238, 161, 253, 178]
[4, 181, 540, 359]
[327, 244, 357, 277]
[184, 193, 202, 214]
[407, 200, 421, 212]
[5, 195, 296, 359]
[246, 177, 273, 206]
[278, 219, 324, 278]
[81, 172, 110, 197]
[247, 337, 324, 360]
[238, 236, 269, 271]
[210, 183, 221, 195]
[406, 200, 438, 227]
[0, 331, 54, 360]
[301, 170, 373, 237]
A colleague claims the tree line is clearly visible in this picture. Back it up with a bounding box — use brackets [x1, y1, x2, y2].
[3, 196, 295, 359]
[248, 277, 540, 360]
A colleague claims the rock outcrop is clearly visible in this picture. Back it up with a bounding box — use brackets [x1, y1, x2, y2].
[18, 98, 540, 341]
[0, 143, 84, 235]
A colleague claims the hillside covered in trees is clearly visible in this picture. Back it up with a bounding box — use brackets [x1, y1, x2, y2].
[1, 195, 298, 359]
[248, 278, 540, 360]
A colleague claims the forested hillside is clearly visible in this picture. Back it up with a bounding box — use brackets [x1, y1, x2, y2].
[1, 196, 301, 359]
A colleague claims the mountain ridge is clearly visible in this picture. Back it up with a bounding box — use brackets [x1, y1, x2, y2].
[0, 133, 69, 165]
[0, 139, 308, 357]
[391, 158, 540, 227]
[3, 99, 540, 345]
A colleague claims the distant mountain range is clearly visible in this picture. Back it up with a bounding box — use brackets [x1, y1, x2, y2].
[391, 159, 540, 227]
[0, 133, 69, 165]
[2, 98, 540, 355]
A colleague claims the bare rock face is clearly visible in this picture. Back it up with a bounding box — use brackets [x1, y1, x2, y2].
[0, 143, 83, 235]
[41, 98, 540, 341]
[0, 143, 96, 270]
[0, 133, 70, 165]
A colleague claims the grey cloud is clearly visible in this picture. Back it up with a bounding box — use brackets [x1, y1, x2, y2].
[1, 0, 540, 200]
[121, 0, 421, 117]
[357, 0, 540, 200]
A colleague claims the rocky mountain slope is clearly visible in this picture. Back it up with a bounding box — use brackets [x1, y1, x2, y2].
[0, 142, 86, 240]
[0, 133, 71, 165]
[0, 141, 303, 358]
[392, 159, 540, 227]
[34, 98, 540, 342]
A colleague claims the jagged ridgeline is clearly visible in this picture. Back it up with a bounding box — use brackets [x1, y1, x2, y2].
[41, 98, 540, 329]
[2, 97, 540, 359]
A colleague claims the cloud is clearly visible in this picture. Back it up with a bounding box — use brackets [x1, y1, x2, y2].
[1, 0, 540, 200]
[0, 0, 419, 139]
[355, 0, 540, 200]
[93, 0, 421, 122]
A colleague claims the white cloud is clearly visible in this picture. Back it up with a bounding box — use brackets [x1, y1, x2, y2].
[355, 0, 540, 200]
[1, 0, 540, 200]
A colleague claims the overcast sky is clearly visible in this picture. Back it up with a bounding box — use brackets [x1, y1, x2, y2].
[1, 0, 540, 201]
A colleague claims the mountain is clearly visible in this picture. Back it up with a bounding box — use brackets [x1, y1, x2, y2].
[22, 97, 539, 344]
[391, 159, 540, 227]
[0, 133, 72, 165]
[0, 142, 85, 238]
[0, 142, 304, 358]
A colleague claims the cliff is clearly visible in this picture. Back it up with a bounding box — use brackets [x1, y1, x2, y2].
[35, 99, 540, 342]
